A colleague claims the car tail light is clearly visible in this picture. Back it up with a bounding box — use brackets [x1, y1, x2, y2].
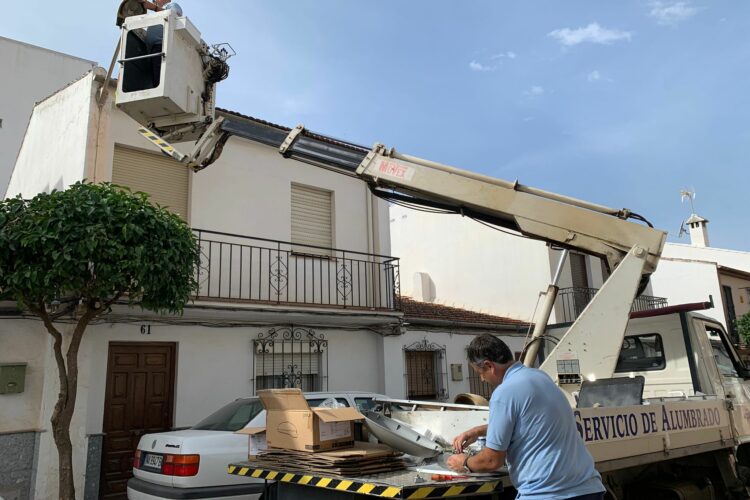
[162, 454, 200, 477]
[133, 450, 142, 469]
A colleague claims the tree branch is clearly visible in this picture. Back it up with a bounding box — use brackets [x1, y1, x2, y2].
[100, 292, 124, 314]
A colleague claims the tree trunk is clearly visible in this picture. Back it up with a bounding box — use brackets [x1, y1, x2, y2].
[51, 412, 76, 500]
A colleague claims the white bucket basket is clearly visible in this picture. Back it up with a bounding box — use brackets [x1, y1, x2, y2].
[116, 9, 211, 130]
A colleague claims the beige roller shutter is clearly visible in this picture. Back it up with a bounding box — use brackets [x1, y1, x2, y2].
[112, 145, 189, 219]
[291, 183, 333, 250]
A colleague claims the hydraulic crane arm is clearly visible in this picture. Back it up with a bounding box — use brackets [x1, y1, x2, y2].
[354, 143, 666, 276]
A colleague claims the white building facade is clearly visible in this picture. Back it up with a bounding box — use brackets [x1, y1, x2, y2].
[0, 37, 95, 198]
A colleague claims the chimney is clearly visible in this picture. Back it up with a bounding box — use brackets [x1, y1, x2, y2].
[412, 272, 436, 302]
[686, 214, 710, 247]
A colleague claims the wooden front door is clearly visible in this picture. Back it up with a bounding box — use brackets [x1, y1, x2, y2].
[100, 342, 176, 499]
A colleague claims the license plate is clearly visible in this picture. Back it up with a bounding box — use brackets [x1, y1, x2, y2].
[143, 453, 163, 469]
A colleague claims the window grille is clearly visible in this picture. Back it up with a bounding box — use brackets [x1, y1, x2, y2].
[467, 371, 493, 400]
[252, 326, 328, 394]
[403, 339, 448, 401]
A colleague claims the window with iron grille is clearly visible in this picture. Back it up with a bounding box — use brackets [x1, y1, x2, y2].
[468, 371, 493, 400]
[404, 339, 447, 401]
[252, 326, 328, 394]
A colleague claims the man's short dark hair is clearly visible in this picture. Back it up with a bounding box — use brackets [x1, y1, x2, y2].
[467, 334, 513, 365]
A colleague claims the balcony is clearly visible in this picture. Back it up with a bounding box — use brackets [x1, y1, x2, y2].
[193, 229, 401, 311]
[555, 287, 668, 324]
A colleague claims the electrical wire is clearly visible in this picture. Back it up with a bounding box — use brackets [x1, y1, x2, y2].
[627, 212, 655, 228]
[371, 186, 534, 239]
[466, 216, 530, 239]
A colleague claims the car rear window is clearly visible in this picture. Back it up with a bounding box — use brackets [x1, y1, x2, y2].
[306, 397, 349, 407]
[191, 399, 264, 431]
[354, 397, 378, 412]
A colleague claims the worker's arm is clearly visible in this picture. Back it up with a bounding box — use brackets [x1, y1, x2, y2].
[452, 425, 488, 453]
[139, 0, 163, 11]
[446, 448, 506, 473]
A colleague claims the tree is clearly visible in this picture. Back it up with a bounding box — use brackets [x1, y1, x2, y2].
[737, 312, 750, 345]
[0, 182, 198, 500]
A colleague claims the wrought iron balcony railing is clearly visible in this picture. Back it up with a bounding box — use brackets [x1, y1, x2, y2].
[555, 287, 668, 324]
[193, 229, 401, 311]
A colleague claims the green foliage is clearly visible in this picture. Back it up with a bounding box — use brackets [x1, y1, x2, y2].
[0, 182, 198, 314]
[737, 312, 750, 344]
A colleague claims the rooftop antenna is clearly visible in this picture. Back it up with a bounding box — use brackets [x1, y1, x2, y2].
[680, 188, 697, 213]
[678, 188, 696, 239]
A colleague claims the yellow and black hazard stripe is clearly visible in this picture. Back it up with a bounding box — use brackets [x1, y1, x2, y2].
[226, 466, 502, 499]
[137, 127, 185, 161]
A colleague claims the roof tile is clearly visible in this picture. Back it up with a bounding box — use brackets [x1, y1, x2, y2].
[400, 297, 530, 328]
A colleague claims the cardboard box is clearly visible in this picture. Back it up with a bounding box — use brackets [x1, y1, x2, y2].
[235, 427, 267, 458]
[257, 389, 365, 452]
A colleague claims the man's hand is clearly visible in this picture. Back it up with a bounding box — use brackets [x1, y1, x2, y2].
[446, 453, 467, 472]
[452, 428, 478, 453]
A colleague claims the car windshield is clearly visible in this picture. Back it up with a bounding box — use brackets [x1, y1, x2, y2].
[191, 399, 264, 431]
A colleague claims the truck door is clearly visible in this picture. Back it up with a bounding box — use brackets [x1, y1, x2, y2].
[614, 315, 694, 398]
[696, 319, 750, 442]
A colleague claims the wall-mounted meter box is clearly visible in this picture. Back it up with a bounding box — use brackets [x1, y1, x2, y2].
[116, 9, 212, 132]
[450, 363, 463, 381]
[0, 363, 27, 394]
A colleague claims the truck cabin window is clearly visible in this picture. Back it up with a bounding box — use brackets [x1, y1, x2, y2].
[615, 334, 665, 372]
[706, 326, 740, 378]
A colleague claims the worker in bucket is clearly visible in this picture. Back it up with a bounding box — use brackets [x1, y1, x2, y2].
[447, 334, 605, 500]
[116, 0, 167, 27]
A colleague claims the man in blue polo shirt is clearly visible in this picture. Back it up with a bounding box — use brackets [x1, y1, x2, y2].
[447, 334, 605, 500]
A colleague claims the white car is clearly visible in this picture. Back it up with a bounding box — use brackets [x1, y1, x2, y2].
[126, 391, 384, 499]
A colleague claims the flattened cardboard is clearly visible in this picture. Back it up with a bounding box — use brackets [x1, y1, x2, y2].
[246, 441, 406, 477]
[257, 389, 365, 452]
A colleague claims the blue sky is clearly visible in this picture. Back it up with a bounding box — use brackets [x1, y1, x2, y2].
[2, 1, 748, 249]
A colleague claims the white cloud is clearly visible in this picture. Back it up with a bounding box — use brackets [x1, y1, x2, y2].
[469, 60, 494, 72]
[490, 51, 517, 60]
[587, 69, 614, 83]
[524, 86, 545, 97]
[548, 23, 632, 46]
[649, 2, 699, 25]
